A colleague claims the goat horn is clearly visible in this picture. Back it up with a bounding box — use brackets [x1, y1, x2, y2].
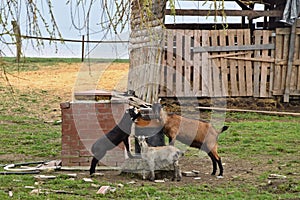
[135, 135, 151, 139]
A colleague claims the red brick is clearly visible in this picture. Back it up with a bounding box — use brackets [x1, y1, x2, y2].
[60, 102, 70, 109]
[79, 162, 90, 166]
[70, 157, 90, 164]
[80, 150, 92, 157]
[61, 101, 128, 167]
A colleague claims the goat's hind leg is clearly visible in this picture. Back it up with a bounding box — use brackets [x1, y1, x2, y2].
[90, 157, 99, 175]
[90, 150, 107, 175]
[207, 152, 218, 176]
[216, 157, 223, 177]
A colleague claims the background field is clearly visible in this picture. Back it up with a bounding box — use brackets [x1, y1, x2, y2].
[0, 58, 299, 199]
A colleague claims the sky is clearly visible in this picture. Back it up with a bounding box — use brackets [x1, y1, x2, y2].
[0, 0, 266, 59]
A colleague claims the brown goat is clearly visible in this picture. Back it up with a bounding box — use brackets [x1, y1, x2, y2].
[152, 103, 228, 177]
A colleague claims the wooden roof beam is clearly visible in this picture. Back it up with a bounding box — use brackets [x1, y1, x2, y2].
[165, 9, 282, 20]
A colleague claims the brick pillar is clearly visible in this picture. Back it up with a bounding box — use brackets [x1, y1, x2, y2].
[60, 99, 128, 167]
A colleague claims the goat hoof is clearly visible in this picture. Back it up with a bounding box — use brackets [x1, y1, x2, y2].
[149, 177, 155, 182]
[172, 177, 181, 182]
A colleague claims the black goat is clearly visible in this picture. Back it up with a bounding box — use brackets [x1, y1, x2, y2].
[89, 107, 141, 175]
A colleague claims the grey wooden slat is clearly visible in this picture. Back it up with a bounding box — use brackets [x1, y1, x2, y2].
[193, 44, 275, 53]
[219, 29, 229, 96]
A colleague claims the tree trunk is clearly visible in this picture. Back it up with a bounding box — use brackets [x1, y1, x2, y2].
[128, 0, 167, 103]
[11, 21, 22, 63]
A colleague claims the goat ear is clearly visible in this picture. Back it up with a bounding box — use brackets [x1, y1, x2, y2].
[134, 107, 140, 114]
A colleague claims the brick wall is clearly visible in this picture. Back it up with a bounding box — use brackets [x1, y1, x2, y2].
[60, 101, 128, 167]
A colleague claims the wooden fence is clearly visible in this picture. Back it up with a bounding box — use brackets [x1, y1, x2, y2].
[160, 23, 300, 102]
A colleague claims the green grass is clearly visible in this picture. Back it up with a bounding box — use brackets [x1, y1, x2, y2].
[1, 57, 83, 72]
[220, 120, 300, 157]
[0, 109, 299, 199]
[0, 115, 61, 158]
[0, 175, 298, 199]
[1, 57, 129, 73]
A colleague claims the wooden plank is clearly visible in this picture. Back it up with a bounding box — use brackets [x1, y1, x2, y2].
[219, 29, 229, 96]
[193, 44, 275, 53]
[269, 31, 275, 97]
[284, 22, 297, 102]
[159, 33, 167, 97]
[253, 30, 262, 97]
[166, 30, 174, 96]
[276, 28, 291, 35]
[193, 30, 201, 95]
[296, 31, 300, 92]
[210, 30, 222, 97]
[196, 106, 300, 116]
[201, 30, 211, 96]
[260, 30, 270, 97]
[291, 29, 300, 94]
[165, 9, 282, 18]
[244, 29, 253, 96]
[209, 52, 249, 59]
[273, 29, 284, 94]
[296, 65, 300, 91]
[176, 30, 184, 96]
[290, 65, 297, 92]
[138, 48, 148, 99]
[281, 31, 290, 92]
[228, 29, 239, 96]
[225, 57, 275, 63]
[237, 29, 246, 96]
[184, 29, 192, 95]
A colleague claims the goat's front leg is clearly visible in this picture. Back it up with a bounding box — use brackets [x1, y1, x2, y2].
[148, 159, 155, 181]
[123, 137, 135, 159]
[168, 136, 176, 146]
[173, 160, 182, 181]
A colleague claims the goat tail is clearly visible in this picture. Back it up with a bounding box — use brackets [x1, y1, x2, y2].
[219, 126, 229, 134]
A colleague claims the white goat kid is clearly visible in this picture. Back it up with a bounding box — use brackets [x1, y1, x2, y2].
[137, 136, 184, 181]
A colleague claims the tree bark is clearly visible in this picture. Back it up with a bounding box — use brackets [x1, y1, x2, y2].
[11, 21, 22, 63]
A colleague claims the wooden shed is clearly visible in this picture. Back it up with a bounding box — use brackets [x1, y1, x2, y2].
[129, 0, 300, 102]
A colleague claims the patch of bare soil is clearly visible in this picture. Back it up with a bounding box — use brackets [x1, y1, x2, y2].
[54, 155, 260, 187]
[2, 62, 129, 101]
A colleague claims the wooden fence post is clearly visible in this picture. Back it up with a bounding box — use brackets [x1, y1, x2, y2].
[81, 35, 85, 62]
[283, 22, 297, 102]
[11, 21, 22, 63]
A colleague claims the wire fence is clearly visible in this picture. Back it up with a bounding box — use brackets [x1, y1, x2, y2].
[11, 34, 129, 61]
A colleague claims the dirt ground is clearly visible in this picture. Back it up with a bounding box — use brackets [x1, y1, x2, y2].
[1, 62, 129, 121]
[2, 62, 129, 102]
[1, 62, 298, 188]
